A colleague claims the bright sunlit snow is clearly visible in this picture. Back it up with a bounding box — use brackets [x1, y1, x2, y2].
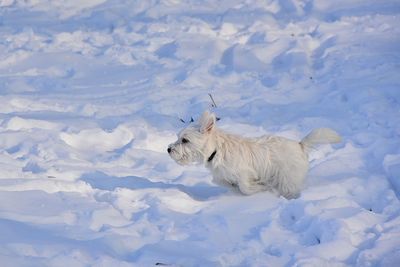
[0, 1, 400, 266]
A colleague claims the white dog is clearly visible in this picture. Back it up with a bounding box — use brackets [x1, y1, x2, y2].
[168, 111, 341, 198]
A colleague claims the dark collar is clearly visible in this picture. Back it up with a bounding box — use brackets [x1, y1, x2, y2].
[207, 150, 217, 162]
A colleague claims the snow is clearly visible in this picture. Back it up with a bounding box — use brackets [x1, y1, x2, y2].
[0, 0, 399, 266]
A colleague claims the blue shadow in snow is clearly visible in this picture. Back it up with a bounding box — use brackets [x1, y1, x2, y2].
[81, 171, 227, 201]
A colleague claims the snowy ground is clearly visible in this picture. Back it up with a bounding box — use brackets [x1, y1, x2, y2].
[1, 0, 400, 266]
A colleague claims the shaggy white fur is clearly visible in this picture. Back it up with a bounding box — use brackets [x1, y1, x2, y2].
[168, 111, 341, 198]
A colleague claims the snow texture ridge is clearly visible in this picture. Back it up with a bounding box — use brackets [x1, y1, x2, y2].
[0, 0, 399, 266]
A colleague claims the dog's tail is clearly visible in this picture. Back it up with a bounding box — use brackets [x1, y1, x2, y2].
[300, 128, 341, 153]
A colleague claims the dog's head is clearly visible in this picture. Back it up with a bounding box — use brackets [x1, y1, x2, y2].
[168, 111, 217, 165]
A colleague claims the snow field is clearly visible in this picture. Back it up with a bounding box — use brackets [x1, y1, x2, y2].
[0, 0, 400, 266]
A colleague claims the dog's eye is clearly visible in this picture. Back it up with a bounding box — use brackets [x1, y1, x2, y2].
[181, 138, 189, 144]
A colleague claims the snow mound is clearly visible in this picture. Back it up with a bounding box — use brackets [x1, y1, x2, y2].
[60, 126, 133, 153]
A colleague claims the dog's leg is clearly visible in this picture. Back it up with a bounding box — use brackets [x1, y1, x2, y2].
[237, 177, 264, 195]
[212, 175, 236, 188]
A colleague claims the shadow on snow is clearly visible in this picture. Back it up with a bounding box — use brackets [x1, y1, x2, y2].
[80, 171, 227, 201]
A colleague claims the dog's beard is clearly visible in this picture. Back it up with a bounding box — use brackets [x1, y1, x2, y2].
[169, 145, 203, 165]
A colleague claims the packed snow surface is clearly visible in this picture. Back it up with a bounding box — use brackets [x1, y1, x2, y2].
[1, 1, 400, 266]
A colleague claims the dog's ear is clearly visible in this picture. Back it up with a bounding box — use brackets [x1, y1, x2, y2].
[199, 111, 216, 134]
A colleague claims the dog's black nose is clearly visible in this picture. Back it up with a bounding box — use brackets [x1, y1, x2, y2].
[167, 147, 171, 153]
